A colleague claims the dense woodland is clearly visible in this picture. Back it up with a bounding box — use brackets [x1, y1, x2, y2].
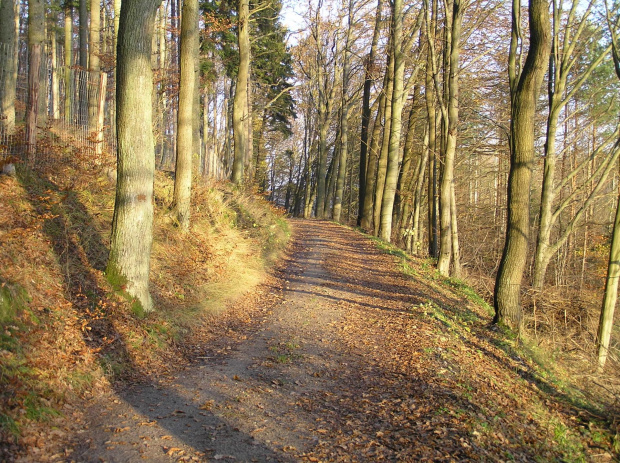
[1, 0, 620, 375]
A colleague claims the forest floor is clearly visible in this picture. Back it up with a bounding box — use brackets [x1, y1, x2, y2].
[16, 220, 619, 462]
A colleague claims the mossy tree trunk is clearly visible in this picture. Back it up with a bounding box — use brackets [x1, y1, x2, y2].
[107, 0, 161, 313]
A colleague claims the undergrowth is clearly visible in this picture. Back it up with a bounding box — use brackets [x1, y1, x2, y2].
[0, 158, 289, 453]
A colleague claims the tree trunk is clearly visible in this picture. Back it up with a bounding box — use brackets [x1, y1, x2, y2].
[494, 0, 550, 329]
[360, 89, 386, 231]
[373, 51, 394, 236]
[173, 0, 198, 231]
[412, 127, 429, 254]
[107, 0, 161, 313]
[26, 0, 45, 163]
[79, 0, 88, 68]
[379, 0, 405, 243]
[0, 0, 18, 135]
[425, 0, 439, 257]
[357, 0, 383, 226]
[334, 0, 354, 223]
[533, 0, 611, 288]
[88, 0, 101, 129]
[231, 0, 250, 184]
[51, 28, 60, 121]
[437, 0, 463, 276]
[64, 4, 73, 122]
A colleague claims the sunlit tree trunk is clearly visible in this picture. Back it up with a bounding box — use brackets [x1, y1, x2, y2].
[598, 181, 620, 370]
[426, 0, 439, 258]
[533, 0, 611, 288]
[595, 3, 620, 370]
[334, 0, 354, 223]
[373, 50, 394, 236]
[231, 0, 250, 184]
[26, 0, 45, 163]
[379, 0, 405, 243]
[437, 0, 463, 276]
[494, 0, 550, 329]
[357, 0, 383, 226]
[88, 0, 101, 128]
[360, 87, 386, 231]
[0, 0, 18, 134]
[107, 0, 161, 313]
[172, 0, 198, 230]
[64, 3, 73, 121]
[51, 28, 60, 121]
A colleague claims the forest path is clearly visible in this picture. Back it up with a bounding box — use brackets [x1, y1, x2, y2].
[68, 220, 568, 462]
[73, 219, 440, 462]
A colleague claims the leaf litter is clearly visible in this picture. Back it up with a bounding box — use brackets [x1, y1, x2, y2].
[5, 216, 618, 461]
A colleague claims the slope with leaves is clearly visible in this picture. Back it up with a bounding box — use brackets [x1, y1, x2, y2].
[0, 155, 289, 461]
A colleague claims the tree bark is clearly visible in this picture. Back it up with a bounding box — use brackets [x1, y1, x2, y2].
[0, 0, 18, 135]
[533, 0, 611, 288]
[231, 0, 250, 184]
[334, 0, 354, 223]
[64, 3, 73, 122]
[26, 0, 45, 163]
[173, 0, 198, 231]
[107, 0, 161, 313]
[357, 0, 383, 226]
[360, 89, 386, 231]
[373, 50, 394, 236]
[598, 183, 620, 370]
[494, 0, 550, 329]
[88, 0, 101, 128]
[437, 0, 463, 276]
[379, 0, 405, 243]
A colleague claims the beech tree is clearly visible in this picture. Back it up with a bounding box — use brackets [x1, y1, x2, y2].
[425, 0, 465, 274]
[107, 0, 162, 313]
[357, 0, 383, 227]
[494, 0, 551, 329]
[231, 0, 250, 184]
[172, 0, 199, 230]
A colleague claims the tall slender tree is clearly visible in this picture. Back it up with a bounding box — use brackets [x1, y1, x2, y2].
[357, 0, 383, 226]
[173, 0, 199, 230]
[494, 0, 551, 329]
[231, 0, 250, 184]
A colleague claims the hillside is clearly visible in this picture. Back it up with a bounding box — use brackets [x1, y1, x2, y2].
[0, 159, 290, 461]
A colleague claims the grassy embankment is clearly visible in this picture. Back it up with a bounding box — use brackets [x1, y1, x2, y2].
[365, 232, 619, 461]
[0, 157, 289, 452]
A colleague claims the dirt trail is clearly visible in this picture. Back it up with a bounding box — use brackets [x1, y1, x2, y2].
[72, 219, 420, 462]
[63, 219, 592, 462]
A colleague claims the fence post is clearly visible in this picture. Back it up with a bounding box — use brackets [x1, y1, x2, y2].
[96, 72, 107, 157]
